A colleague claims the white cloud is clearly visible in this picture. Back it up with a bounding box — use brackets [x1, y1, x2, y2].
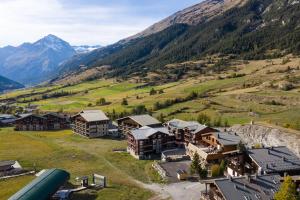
[0, 0, 157, 46]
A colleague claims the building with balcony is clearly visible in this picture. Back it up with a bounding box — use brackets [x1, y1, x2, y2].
[127, 126, 175, 160]
[200, 174, 281, 200]
[72, 110, 110, 138]
[15, 114, 47, 131]
[186, 132, 241, 164]
[166, 119, 217, 147]
[247, 146, 300, 176]
[117, 114, 161, 136]
[42, 113, 70, 130]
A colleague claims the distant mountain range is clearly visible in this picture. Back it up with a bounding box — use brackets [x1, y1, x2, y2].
[0, 75, 24, 93]
[55, 0, 300, 80]
[0, 35, 101, 86]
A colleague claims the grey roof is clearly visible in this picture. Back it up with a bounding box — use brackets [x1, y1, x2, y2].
[42, 113, 67, 119]
[119, 115, 161, 126]
[247, 146, 300, 173]
[131, 126, 171, 140]
[0, 160, 15, 167]
[16, 114, 46, 120]
[77, 110, 109, 122]
[214, 174, 281, 200]
[206, 132, 241, 146]
[167, 119, 208, 134]
[0, 114, 16, 119]
[17, 113, 32, 118]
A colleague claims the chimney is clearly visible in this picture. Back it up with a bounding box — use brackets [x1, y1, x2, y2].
[246, 174, 251, 183]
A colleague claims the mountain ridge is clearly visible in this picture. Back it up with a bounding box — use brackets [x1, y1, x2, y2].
[55, 0, 300, 83]
[0, 34, 76, 86]
[0, 75, 24, 93]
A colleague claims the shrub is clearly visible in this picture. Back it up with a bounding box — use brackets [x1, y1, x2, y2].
[121, 98, 128, 106]
[211, 164, 221, 177]
[197, 113, 211, 126]
[149, 88, 157, 95]
[96, 98, 106, 106]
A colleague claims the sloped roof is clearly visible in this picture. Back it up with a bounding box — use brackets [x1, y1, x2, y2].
[42, 113, 67, 119]
[76, 110, 109, 122]
[247, 146, 300, 173]
[0, 114, 16, 119]
[0, 160, 15, 167]
[118, 114, 161, 126]
[203, 132, 241, 146]
[16, 114, 46, 121]
[131, 126, 171, 140]
[9, 168, 70, 200]
[214, 174, 281, 200]
[167, 119, 208, 133]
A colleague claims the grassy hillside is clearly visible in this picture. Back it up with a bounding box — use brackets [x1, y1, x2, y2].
[2, 55, 300, 130]
[0, 128, 161, 199]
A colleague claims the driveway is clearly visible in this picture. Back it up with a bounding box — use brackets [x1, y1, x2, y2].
[159, 161, 191, 182]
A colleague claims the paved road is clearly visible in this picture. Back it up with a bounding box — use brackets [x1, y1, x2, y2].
[143, 181, 205, 200]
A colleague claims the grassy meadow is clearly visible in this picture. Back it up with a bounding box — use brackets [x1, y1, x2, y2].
[0, 128, 160, 200]
[2, 56, 300, 129]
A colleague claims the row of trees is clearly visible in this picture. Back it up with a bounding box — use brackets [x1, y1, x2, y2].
[197, 113, 229, 127]
[106, 105, 148, 120]
[152, 91, 199, 111]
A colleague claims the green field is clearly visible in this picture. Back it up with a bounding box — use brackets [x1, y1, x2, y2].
[2, 57, 300, 130]
[0, 128, 161, 200]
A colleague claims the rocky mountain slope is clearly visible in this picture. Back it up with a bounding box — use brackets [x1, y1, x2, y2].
[124, 0, 247, 41]
[229, 124, 300, 156]
[0, 34, 76, 85]
[0, 75, 24, 92]
[56, 0, 300, 81]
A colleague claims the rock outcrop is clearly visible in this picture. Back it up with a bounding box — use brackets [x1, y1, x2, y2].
[228, 124, 300, 156]
[125, 0, 248, 41]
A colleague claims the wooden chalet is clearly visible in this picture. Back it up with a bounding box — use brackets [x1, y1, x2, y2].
[186, 132, 241, 164]
[117, 114, 161, 136]
[200, 174, 281, 200]
[43, 113, 70, 130]
[127, 126, 175, 160]
[225, 146, 300, 178]
[15, 114, 47, 131]
[72, 110, 110, 138]
[166, 119, 217, 147]
[15, 113, 70, 131]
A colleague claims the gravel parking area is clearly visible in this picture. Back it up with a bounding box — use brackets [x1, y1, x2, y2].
[159, 160, 191, 182]
[145, 181, 205, 200]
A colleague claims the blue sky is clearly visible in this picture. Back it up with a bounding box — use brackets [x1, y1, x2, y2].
[0, 0, 201, 47]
